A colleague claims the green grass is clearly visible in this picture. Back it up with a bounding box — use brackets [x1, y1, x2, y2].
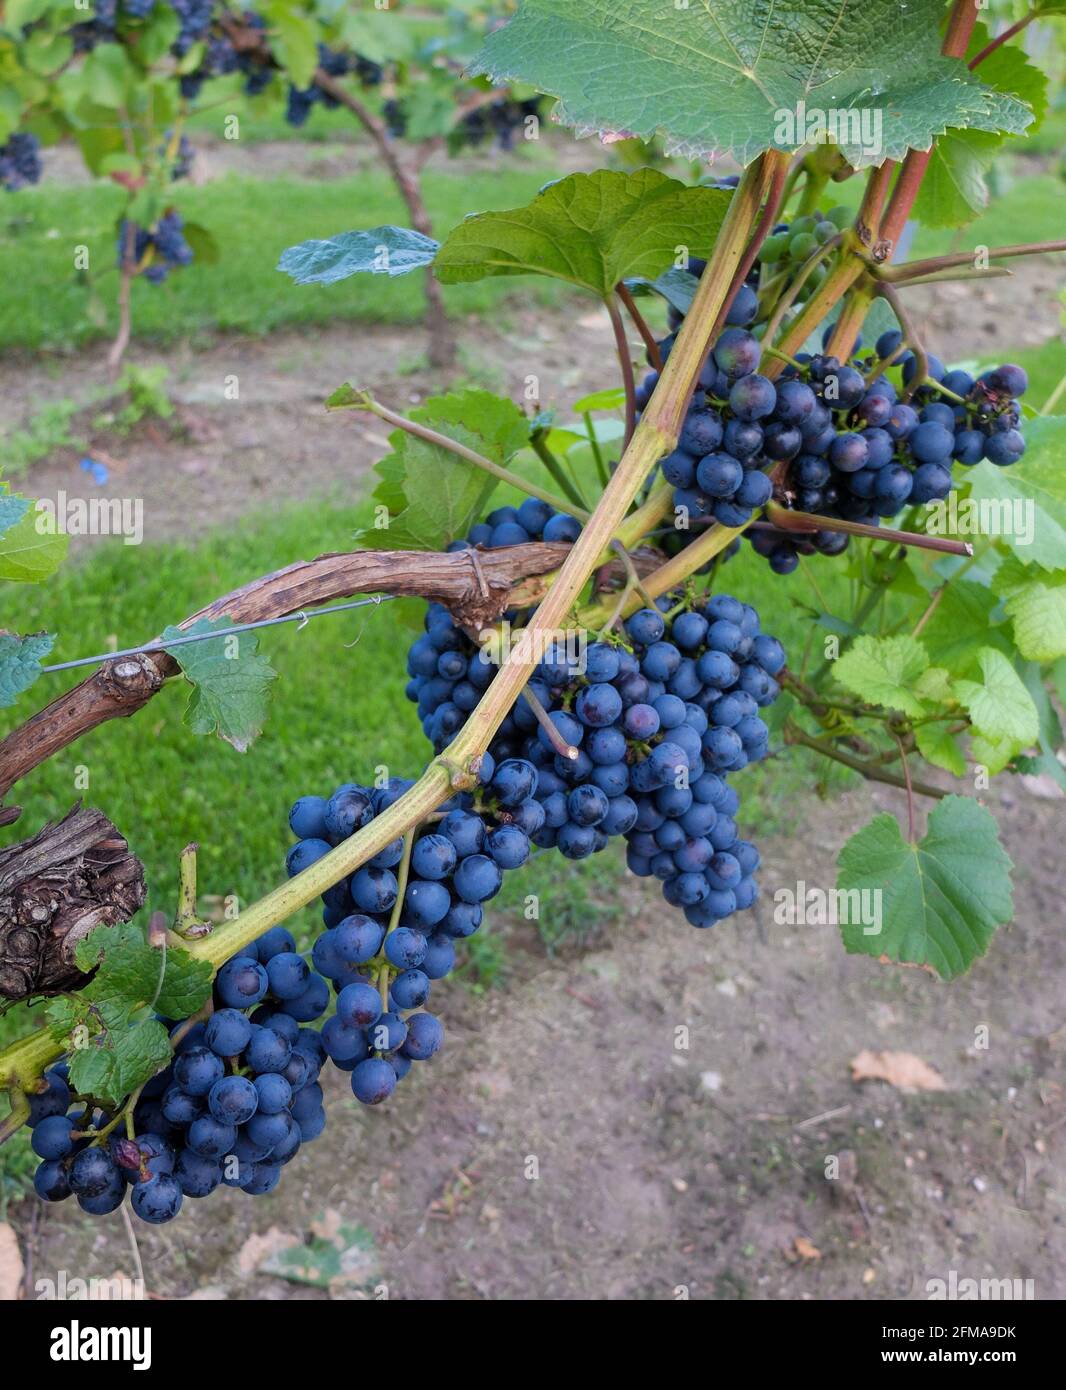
[0, 166, 573, 352]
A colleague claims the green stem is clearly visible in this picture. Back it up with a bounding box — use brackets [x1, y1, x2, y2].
[529, 430, 589, 512]
[784, 720, 947, 800]
[605, 292, 637, 448]
[583, 412, 610, 489]
[377, 831, 414, 1014]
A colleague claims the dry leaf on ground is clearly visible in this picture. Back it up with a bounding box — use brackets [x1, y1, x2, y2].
[850, 1049, 947, 1092]
[794, 1236, 822, 1261]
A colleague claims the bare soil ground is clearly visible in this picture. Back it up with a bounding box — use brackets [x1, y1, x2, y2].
[4, 190, 1065, 1302]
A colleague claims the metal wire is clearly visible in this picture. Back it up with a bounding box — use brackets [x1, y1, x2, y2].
[38, 594, 400, 674]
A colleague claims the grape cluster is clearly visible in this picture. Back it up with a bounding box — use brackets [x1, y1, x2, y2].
[284, 760, 546, 1104]
[453, 96, 545, 152]
[0, 133, 41, 192]
[638, 277, 1031, 576]
[25, 928, 330, 1225]
[116, 210, 194, 282]
[285, 45, 375, 125]
[406, 573, 783, 930]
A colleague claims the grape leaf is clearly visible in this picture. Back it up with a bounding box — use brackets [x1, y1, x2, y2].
[278, 227, 440, 285]
[0, 506, 68, 583]
[915, 723, 966, 778]
[965, 417, 1066, 573]
[46, 923, 211, 1106]
[912, 129, 1003, 229]
[955, 647, 1039, 756]
[624, 266, 700, 317]
[994, 552, 1066, 662]
[434, 169, 729, 296]
[838, 796, 1012, 980]
[833, 634, 928, 717]
[353, 389, 531, 552]
[0, 493, 31, 541]
[262, 1, 319, 88]
[0, 631, 54, 708]
[161, 618, 277, 752]
[918, 578, 1008, 679]
[68, 1019, 174, 1110]
[470, 0, 1034, 168]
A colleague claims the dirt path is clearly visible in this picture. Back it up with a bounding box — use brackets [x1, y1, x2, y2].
[13, 778, 1064, 1301]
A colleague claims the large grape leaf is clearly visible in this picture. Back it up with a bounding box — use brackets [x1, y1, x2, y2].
[346, 389, 531, 551]
[838, 797, 1012, 979]
[161, 618, 277, 752]
[965, 418, 1066, 574]
[470, 0, 1034, 168]
[278, 227, 440, 285]
[0, 631, 54, 708]
[433, 170, 730, 295]
[0, 492, 31, 541]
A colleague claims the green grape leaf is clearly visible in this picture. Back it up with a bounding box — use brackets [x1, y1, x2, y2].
[0, 631, 54, 708]
[434, 169, 729, 296]
[965, 417, 1066, 573]
[0, 506, 69, 583]
[278, 227, 440, 285]
[46, 923, 212, 1106]
[915, 723, 967, 778]
[161, 618, 277, 752]
[572, 388, 627, 413]
[837, 796, 1012, 979]
[338, 11, 415, 64]
[912, 129, 1003, 229]
[1017, 662, 1066, 792]
[81, 41, 132, 109]
[994, 551, 1066, 662]
[263, 2, 319, 88]
[67, 1019, 174, 1111]
[470, 0, 1034, 169]
[913, 665, 955, 707]
[918, 577, 1009, 678]
[955, 647, 1039, 757]
[833, 634, 929, 717]
[624, 266, 700, 317]
[354, 390, 531, 551]
[404, 78, 458, 141]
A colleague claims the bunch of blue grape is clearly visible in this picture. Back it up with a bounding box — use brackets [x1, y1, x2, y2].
[636, 292, 1031, 576]
[406, 569, 784, 930]
[0, 133, 41, 192]
[25, 927, 330, 1225]
[284, 761, 546, 1104]
[285, 44, 374, 125]
[451, 95, 545, 152]
[116, 210, 194, 282]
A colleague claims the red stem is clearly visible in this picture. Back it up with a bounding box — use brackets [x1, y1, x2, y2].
[617, 282, 663, 371]
[708, 156, 790, 340]
[606, 292, 638, 448]
[969, 12, 1036, 68]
